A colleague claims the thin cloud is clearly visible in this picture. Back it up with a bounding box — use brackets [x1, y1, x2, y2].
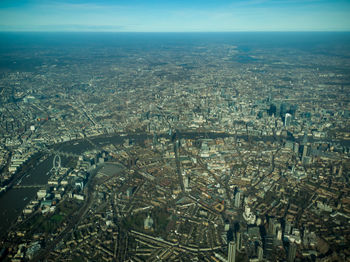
[35, 1, 128, 11]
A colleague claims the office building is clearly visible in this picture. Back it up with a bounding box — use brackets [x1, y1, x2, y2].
[288, 242, 297, 262]
[228, 241, 236, 262]
[234, 191, 241, 208]
[284, 113, 292, 127]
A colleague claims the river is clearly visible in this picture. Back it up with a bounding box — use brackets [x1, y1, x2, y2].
[0, 131, 348, 238]
[0, 155, 71, 236]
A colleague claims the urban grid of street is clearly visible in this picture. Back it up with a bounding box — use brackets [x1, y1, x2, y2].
[0, 33, 350, 261]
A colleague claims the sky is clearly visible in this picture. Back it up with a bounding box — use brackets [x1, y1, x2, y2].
[0, 0, 349, 32]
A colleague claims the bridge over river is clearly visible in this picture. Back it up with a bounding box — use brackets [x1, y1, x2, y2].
[43, 148, 80, 158]
[13, 184, 46, 189]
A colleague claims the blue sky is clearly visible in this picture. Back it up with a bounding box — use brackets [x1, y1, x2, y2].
[0, 0, 349, 32]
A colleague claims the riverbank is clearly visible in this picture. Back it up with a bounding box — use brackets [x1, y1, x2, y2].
[1, 130, 348, 239]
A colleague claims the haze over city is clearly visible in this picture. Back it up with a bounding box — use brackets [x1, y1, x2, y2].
[0, 0, 350, 32]
[0, 0, 350, 262]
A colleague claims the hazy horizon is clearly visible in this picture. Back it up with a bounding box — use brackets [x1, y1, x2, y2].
[1, 30, 350, 33]
[1, 0, 350, 32]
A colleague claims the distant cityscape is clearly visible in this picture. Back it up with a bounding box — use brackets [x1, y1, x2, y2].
[0, 32, 349, 261]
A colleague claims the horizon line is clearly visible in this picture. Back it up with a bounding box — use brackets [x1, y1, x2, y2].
[1, 30, 350, 33]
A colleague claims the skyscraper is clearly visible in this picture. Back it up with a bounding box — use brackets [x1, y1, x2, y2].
[236, 232, 242, 251]
[258, 246, 263, 261]
[284, 113, 292, 127]
[183, 174, 190, 192]
[228, 241, 236, 262]
[288, 242, 297, 262]
[284, 221, 292, 235]
[294, 143, 299, 155]
[268, 217, 276, 235]
[302, 145, 308, 159]
[234, 191, 241, 208]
